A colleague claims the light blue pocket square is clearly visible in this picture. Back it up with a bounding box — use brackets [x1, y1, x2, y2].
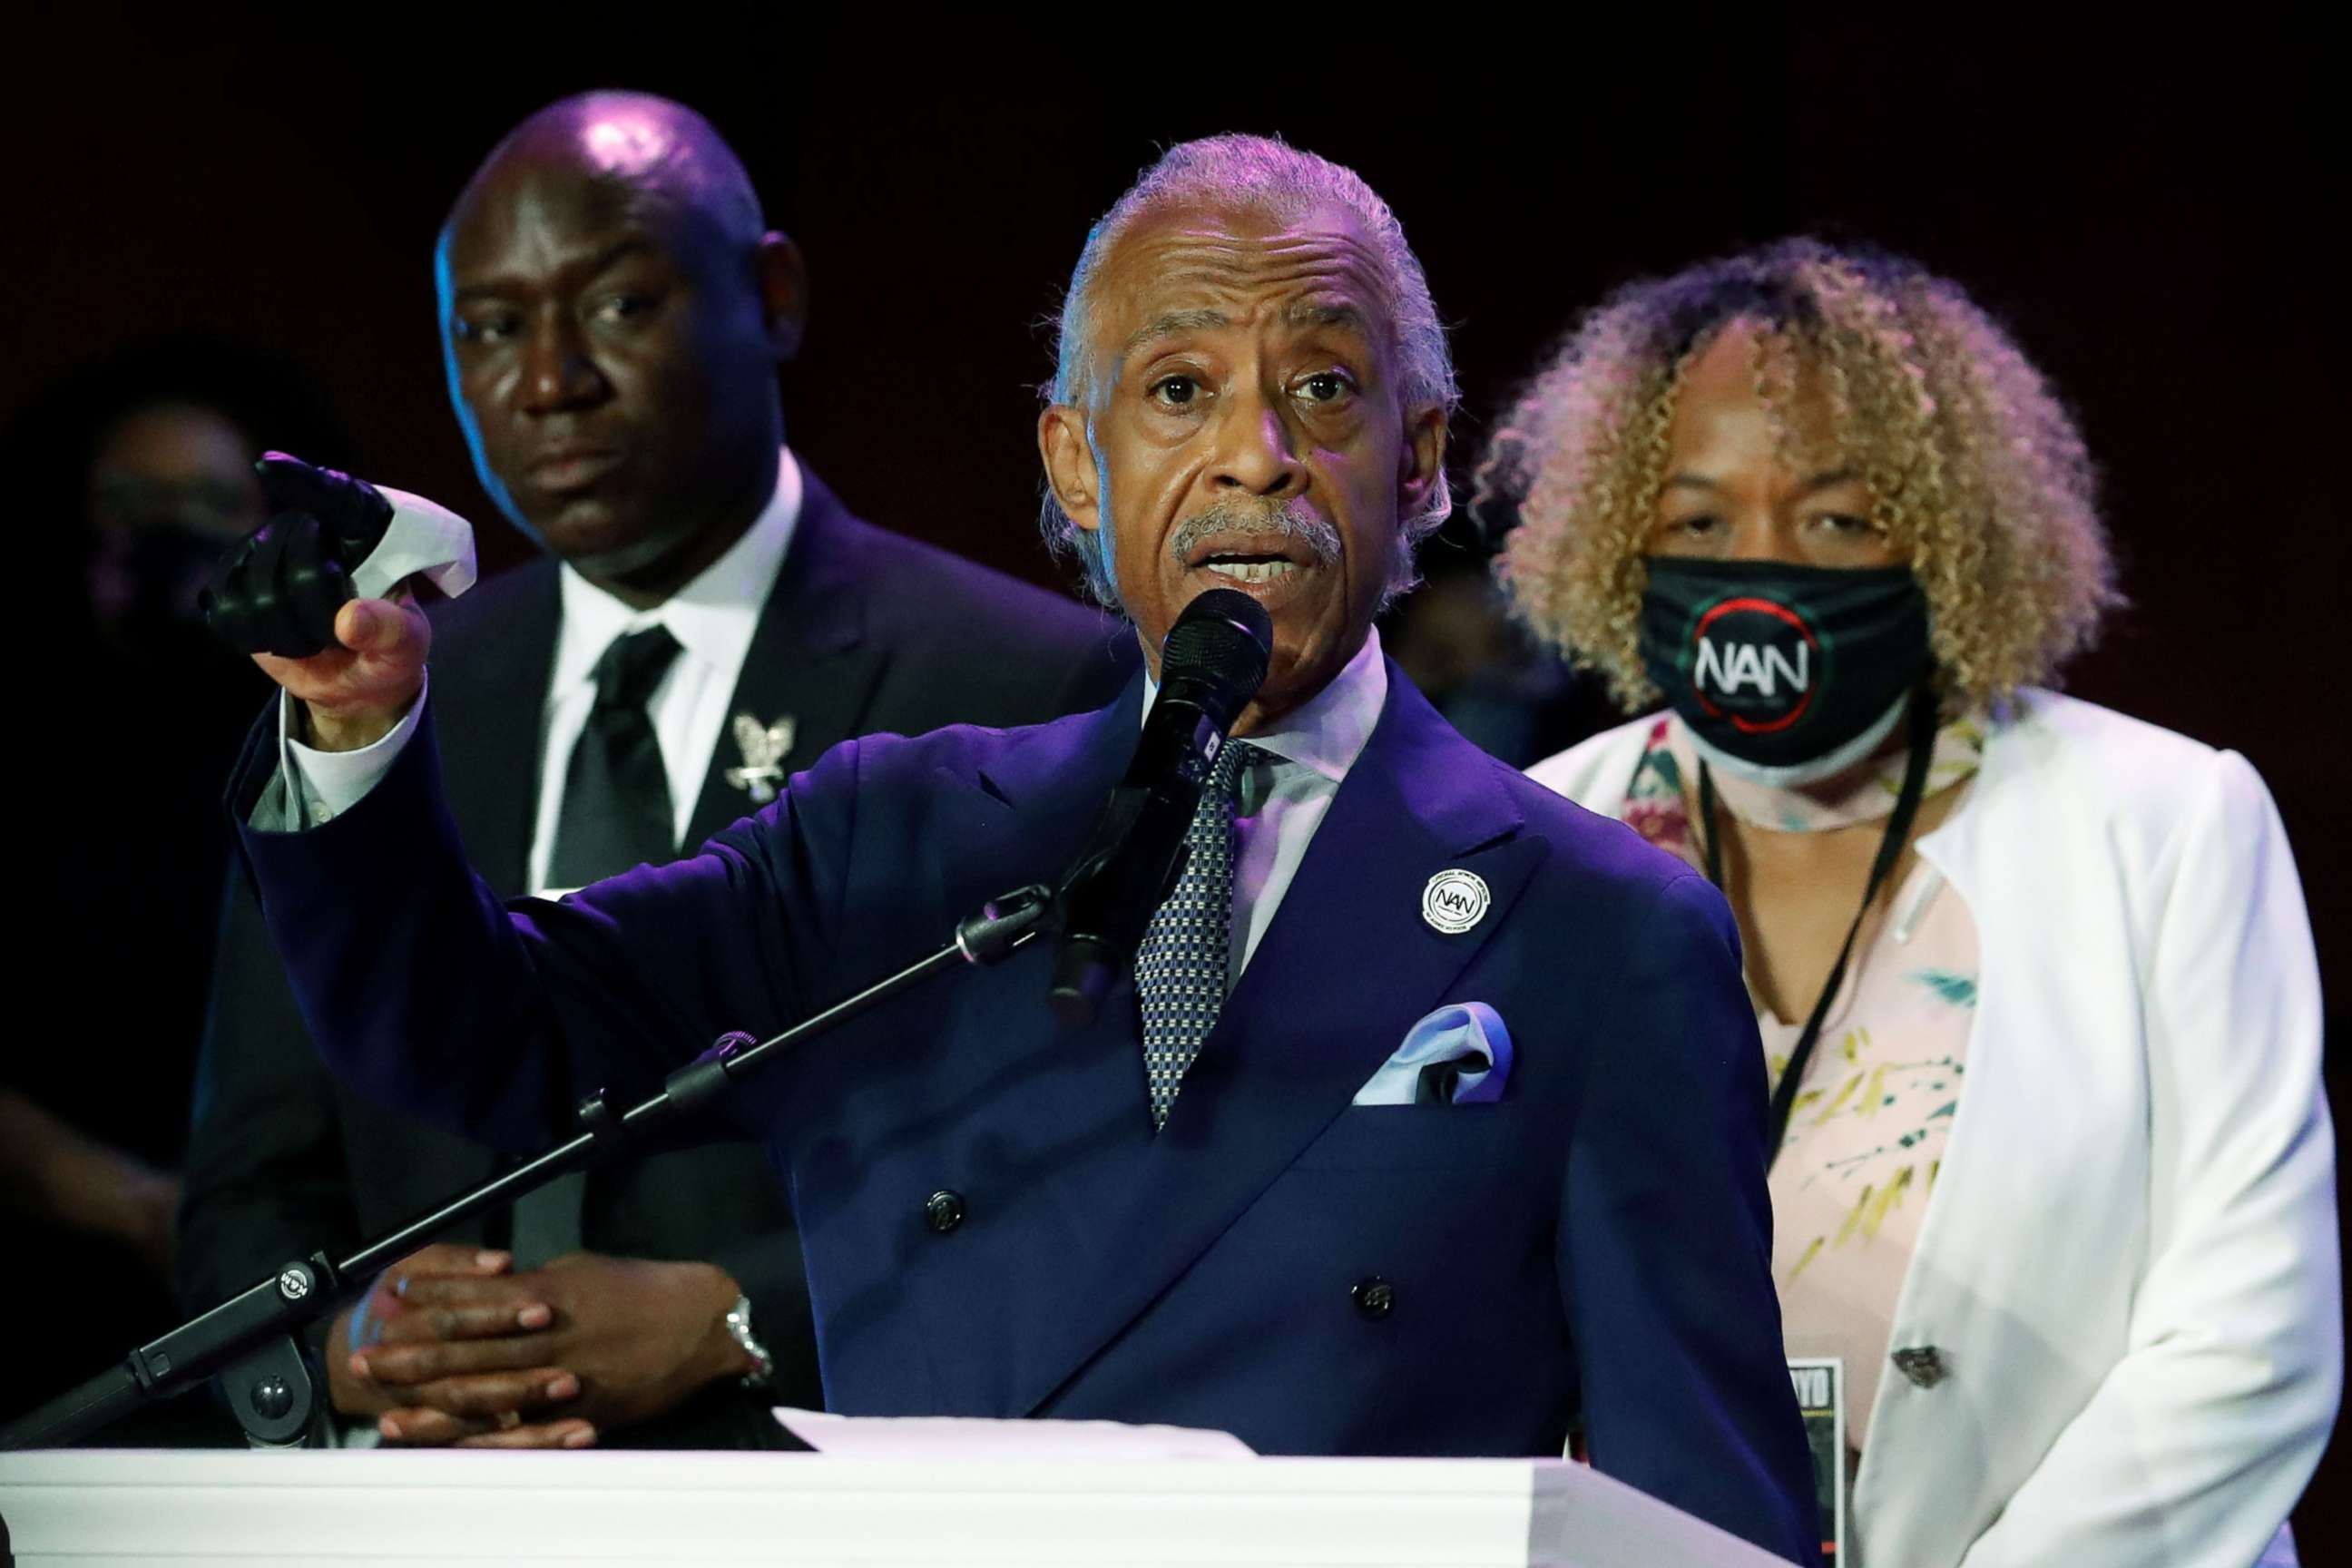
[1351, 1003, 1514, 1106]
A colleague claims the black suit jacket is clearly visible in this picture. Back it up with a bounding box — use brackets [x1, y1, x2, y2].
[177, 469, 1134, 1446]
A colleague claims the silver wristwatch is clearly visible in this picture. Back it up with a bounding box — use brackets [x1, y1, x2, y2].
[722, 1293, 776, 1390]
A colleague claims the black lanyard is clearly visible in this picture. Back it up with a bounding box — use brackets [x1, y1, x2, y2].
[1698, 681, 1938, 1166]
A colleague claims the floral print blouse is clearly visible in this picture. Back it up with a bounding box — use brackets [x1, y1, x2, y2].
[1618, 714, 1986, 1454]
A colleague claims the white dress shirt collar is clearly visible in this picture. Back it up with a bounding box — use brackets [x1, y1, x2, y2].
[552, 447, 803, 688]
[528, 449, 804, 893]
[1142, 624, 1387, 786]
[1142, 626, 1386, 982]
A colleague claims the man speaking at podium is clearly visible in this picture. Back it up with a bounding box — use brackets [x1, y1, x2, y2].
[226, 135, 1818, 1561]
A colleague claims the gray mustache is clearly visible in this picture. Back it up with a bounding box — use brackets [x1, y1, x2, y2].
[1167, 500, 1342, 568]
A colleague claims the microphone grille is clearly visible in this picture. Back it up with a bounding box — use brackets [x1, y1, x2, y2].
[1161, 588, 1273, 697]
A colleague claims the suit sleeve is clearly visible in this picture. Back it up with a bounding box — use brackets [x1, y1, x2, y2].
[174, 873, 361, 1321]
[230, 697, 858, 1156]
[1562, 870, 1821, 1565]
[1955, 752, 2340, 1567]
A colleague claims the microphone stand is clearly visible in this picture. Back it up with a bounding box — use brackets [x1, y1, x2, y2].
[0, 885, 1055, 1452]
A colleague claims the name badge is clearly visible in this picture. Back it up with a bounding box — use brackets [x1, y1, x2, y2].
[1788, 1357, 1847, 1563]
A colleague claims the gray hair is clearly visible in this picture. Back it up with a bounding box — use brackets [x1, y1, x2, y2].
[1039, 134, 1459, 607]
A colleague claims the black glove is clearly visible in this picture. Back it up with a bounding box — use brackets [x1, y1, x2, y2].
[201, 453, 395, 658]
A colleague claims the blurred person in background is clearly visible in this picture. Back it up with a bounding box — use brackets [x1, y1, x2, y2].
[1377, 516, 1602, 768]
[1484, 238, 2337, 1565]
[5, 336, 342, 1442]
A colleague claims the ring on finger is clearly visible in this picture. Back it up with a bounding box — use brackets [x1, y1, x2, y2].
[496, 1409, 521, 1431]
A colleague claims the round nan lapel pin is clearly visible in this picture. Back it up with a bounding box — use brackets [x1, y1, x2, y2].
[1421, 868, 1492, 934]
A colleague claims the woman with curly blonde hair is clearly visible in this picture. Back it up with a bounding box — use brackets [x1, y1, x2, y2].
[1488, 240, 2337, 1565]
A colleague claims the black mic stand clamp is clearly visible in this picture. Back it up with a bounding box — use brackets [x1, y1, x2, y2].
[0, 885, 1057, 1452]
[20, 1250, 351, 1451]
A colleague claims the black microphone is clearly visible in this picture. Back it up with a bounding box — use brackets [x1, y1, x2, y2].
[1049, 588, 1272, 1026]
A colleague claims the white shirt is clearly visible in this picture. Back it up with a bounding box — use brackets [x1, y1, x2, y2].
[279, 452, 804, 893]
[525, 453, 800, 892]
[1143, 628, 1387, 985]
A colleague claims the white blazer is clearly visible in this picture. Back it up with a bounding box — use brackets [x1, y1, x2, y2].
[1530, 691, 2339, 1567]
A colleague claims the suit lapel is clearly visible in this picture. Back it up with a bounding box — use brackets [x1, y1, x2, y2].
[1012, 665, 1551, 1416]
[432, 563, 559, 897]
[686, 471, 891, 845]
[932, 676, 1147, 913]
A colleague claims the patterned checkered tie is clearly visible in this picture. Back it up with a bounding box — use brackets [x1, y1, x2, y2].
[1135, 739, 1261, 1130]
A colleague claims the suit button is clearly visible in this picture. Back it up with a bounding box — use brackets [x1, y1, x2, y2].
[1351, 1277, 1396, 1320]
[1890, 1346, 1945, 1388]
[924, 1191, 966, 1234]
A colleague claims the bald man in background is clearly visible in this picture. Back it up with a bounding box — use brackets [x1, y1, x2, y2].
[172, 93, 1131, 1450]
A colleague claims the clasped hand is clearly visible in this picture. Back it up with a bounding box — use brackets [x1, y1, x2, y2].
[328, 1244, 749, 1449]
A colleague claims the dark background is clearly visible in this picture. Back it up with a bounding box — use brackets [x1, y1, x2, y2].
[10, 8, 2340, 1550]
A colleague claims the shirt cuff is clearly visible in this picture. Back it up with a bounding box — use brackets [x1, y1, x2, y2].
[275, 676, 429, 828]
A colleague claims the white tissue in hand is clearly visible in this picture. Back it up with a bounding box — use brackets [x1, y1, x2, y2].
[351, 485, 478, 602]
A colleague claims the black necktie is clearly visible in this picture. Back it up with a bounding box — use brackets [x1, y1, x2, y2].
[517, 623, 681, 1265]
[545, 624, 682, 892]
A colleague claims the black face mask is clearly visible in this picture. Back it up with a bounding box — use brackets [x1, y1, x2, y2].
[1638, 557, 1931, 784]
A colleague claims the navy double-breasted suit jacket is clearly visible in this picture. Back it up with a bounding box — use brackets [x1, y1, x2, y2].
[232, 659, 1818, 1562]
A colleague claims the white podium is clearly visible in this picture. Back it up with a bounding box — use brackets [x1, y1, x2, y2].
[0, 1450, 1786, 1566]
